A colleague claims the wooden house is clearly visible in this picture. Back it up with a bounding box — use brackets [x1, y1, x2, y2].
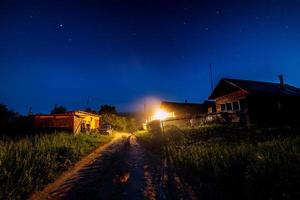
[208, 76, 300, 125]
[33, 110, 100, 134]
[160, 101, 214, 119]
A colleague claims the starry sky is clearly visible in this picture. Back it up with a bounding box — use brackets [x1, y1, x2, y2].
[1, 0, 300, 114]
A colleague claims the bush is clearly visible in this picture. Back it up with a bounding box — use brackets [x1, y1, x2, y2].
[101, 114, 139, 132]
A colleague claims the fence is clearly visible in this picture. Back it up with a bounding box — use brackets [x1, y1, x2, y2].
[146, 112, 249, 138]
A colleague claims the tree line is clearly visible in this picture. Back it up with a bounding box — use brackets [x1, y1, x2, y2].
[0, 104, 140, 136]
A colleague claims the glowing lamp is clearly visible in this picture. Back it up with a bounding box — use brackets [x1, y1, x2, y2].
[153, 109, 169, 120]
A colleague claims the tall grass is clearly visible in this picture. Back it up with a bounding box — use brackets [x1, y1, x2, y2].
[138, 125, 300, 199]
[0, 132, 112, 199]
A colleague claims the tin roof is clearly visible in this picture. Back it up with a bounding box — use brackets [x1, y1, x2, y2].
[209, 78, 300, 99]
[34, 110, 100, 117]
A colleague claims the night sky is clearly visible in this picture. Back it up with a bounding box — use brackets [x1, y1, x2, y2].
[1, 0, 300, 114]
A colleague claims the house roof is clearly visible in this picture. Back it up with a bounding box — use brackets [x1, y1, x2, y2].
[34, 110, 100, 117]
[209, 78, 300, 99]
[160, 101, 206, 114]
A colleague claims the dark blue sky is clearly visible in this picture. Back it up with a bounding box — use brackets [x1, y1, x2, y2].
[1, 0, 300, 114]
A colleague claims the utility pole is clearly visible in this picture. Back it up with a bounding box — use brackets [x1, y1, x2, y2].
[28, 106, 32, 116]
[144, 103, 148, 122]
[209, 63, 214, 92]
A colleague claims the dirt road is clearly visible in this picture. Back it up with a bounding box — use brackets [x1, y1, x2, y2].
[31, 133, 195, 200]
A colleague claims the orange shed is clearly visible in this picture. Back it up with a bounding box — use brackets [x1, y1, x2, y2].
[33, 110, 100, 134]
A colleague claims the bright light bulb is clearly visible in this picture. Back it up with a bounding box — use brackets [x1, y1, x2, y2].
[153, 109, 169, 120]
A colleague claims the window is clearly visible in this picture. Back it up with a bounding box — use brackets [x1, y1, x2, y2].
[226, 103, 232, 111]
[221, 104, 226, 111]
[221, 101, 242, 112]
[233, 101, 239, 110]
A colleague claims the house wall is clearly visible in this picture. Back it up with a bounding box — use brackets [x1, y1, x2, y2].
[73, 116, 82, 135]
[212, 90, 250, 124]
[74, 112, 100, 129]
[34, 112, 100, 134]
[161, 109, 191, 118]
[215, 90, 248, 112]
[247, 95, 300, 125]
[213, 91, 300, 125]
[33, 115, 74, 132]
[94, 118, 100, 129]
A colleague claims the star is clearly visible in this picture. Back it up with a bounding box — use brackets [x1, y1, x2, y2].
[216, 10, 220, 15]
[59, 24, 64, 28]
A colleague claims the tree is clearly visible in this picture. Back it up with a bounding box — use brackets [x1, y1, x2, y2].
[98, 105, 117, 115]
[0, 104, 19, 134]
[98, 105, 139, 132]
[51, 105, 67, 114]
[0, 104, 10, 119]
[0, 104, 17, 121]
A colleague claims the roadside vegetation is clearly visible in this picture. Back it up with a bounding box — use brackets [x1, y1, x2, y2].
[101, 113, 139, 132]
[0, 132, 112, 199]
[137, 125, 300, 200]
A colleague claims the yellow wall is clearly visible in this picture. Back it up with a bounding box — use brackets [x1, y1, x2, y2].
[73, 117, 82, 135]
[74, 111, 100, 129]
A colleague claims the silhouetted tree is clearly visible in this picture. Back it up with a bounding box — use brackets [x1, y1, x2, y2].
[98, 105, 117, 115]
[98, 105, 138, 132]
[0, 104, 17, 122]
[51, 105, 67, 114]
[0, 104, 19, 134]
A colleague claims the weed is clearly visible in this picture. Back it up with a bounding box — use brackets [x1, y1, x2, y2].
[0, 132, 112, 199]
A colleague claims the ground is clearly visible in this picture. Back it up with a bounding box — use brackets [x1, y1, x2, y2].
[31, 132, 194, 200]
[27, 126, 300, 200]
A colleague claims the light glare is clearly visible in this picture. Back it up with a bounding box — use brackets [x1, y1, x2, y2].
[153, 109, 170, 120]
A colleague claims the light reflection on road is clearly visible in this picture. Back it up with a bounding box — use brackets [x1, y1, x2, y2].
[40, 133, 164, 200]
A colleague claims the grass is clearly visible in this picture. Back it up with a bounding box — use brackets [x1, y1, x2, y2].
[137, 125, 300, 200]
[135, 130, 164, 154]
[0, 132, 112, 199]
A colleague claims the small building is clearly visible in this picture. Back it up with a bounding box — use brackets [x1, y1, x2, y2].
[160, 101, 214, 119]
[208, 76, 300, 125]
[33, 110, 100, 134]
